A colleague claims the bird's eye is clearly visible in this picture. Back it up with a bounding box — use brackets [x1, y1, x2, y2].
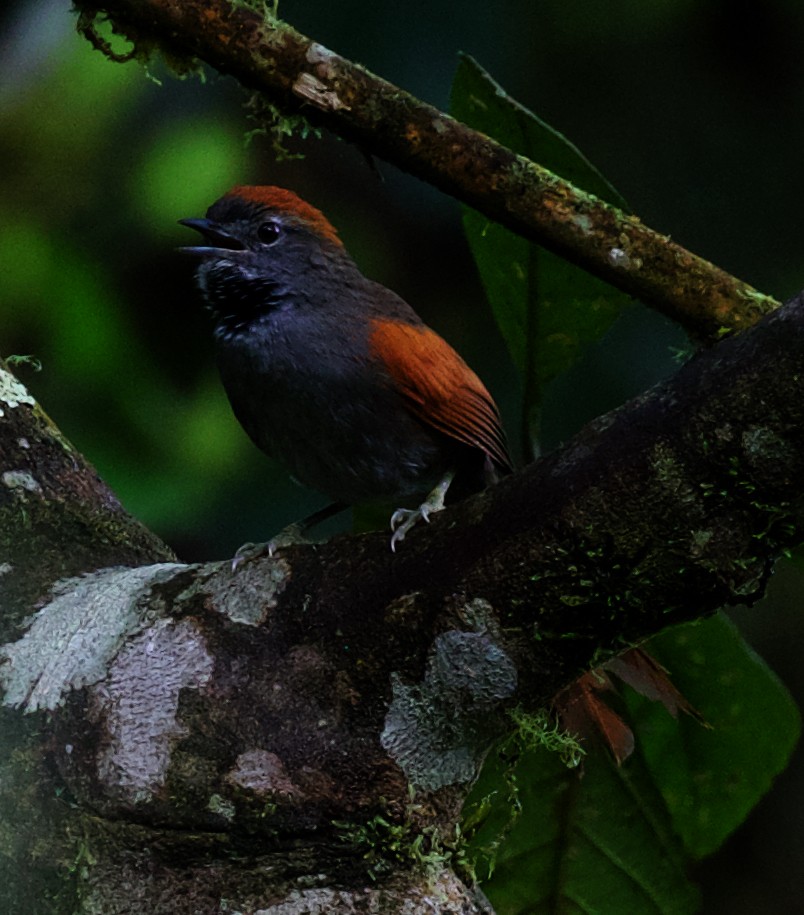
[257, 221, 281, 245]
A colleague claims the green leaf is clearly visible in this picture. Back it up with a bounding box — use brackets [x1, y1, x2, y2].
[450, 56, 632, 453]
[464, 613, 799, 912]
[624, 613, 801, 858]
[465, 742, 700, 915]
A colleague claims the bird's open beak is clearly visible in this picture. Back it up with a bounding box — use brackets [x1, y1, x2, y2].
[178, 218, 246, 255]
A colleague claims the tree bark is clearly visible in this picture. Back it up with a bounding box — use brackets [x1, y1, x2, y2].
[2, 286, 804, 911]
[73, 0, 778, 339]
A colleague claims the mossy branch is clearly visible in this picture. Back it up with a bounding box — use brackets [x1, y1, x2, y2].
[73, 0, 778, 339]
[0, 360, 174, 636]
[3, 288, 804, 911]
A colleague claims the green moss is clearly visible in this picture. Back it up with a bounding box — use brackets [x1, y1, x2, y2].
[458, 704, 588, 883]
[332, 814, 465, 882]
[233, 0, 280, 17]
[699, 452, 799, 550]
[244, 96, 322, 161]
[74, 6, 204, 78]
[528, 530, 664, 643]
[4, 355, 42, 373]
[509, 706, 585, 769]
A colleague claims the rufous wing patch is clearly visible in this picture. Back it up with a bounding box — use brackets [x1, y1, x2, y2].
[370, 319, 512, 472]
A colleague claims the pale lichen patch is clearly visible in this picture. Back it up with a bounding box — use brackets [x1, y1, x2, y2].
[0, 367, 35, 417]
[199, 557, 290, 626]
[305, 41, 338, 79]
[226, 748, 298, 797]
[457, 597, 499, 632]
[207, 793, 236, 820]
[93, 617, 214, 804]
[0, 563, 186, 712]
[250, 870, 476, 913]
[2, 469, 43, 495]
[608, 246, 630, 268]
[381, 630, 517, 791]
[741, 425, 795, 465]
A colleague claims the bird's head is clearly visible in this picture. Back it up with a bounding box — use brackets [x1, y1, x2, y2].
[180, 186, 349, 337]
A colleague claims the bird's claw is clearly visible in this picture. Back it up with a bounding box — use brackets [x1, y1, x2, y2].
[231, 541, 264, 572]
[230, 522, 309, 571]
[389, 507, 429, 551]
[388, 471, 455, 552]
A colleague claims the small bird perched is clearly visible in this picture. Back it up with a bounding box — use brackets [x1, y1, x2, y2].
[180, 186, 512, 552]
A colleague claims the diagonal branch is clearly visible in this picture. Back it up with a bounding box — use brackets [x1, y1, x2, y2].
[0, 362, 174, 634]
[4, 288, 804, 788]
[74, 0, 779, 339]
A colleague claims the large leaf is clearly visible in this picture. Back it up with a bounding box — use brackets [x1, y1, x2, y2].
[466, 741, 700, 914]
[450, 56, 632, 452]
[624, 613, 801, 859]
[464, 614, 799, 912]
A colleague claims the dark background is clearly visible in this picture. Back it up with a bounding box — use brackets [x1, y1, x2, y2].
[2, 1, 804, 910]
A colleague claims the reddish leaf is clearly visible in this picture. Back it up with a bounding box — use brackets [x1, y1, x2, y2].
[556, 671, 635, 765]
[604, 648, 707, 725]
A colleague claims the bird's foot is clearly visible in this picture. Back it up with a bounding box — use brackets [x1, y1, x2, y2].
[229, 504, 347, 571]
[389, 471, 455, 551]
[230, 522, 310, 571]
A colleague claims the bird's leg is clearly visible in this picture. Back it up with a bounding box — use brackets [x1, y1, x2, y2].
[232, 501, 348, 570]
[389, 470, 455, 552]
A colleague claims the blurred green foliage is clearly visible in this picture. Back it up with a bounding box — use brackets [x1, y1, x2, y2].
[0, 27, 258, 547]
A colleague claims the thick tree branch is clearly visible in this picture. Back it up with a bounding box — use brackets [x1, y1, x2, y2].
[74, 0, 778, 338]
[2, 286, 804, 910]
[0, 362, 174, 636]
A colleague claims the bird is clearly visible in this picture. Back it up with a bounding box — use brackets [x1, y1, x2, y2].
[180, 185, 512, 553]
